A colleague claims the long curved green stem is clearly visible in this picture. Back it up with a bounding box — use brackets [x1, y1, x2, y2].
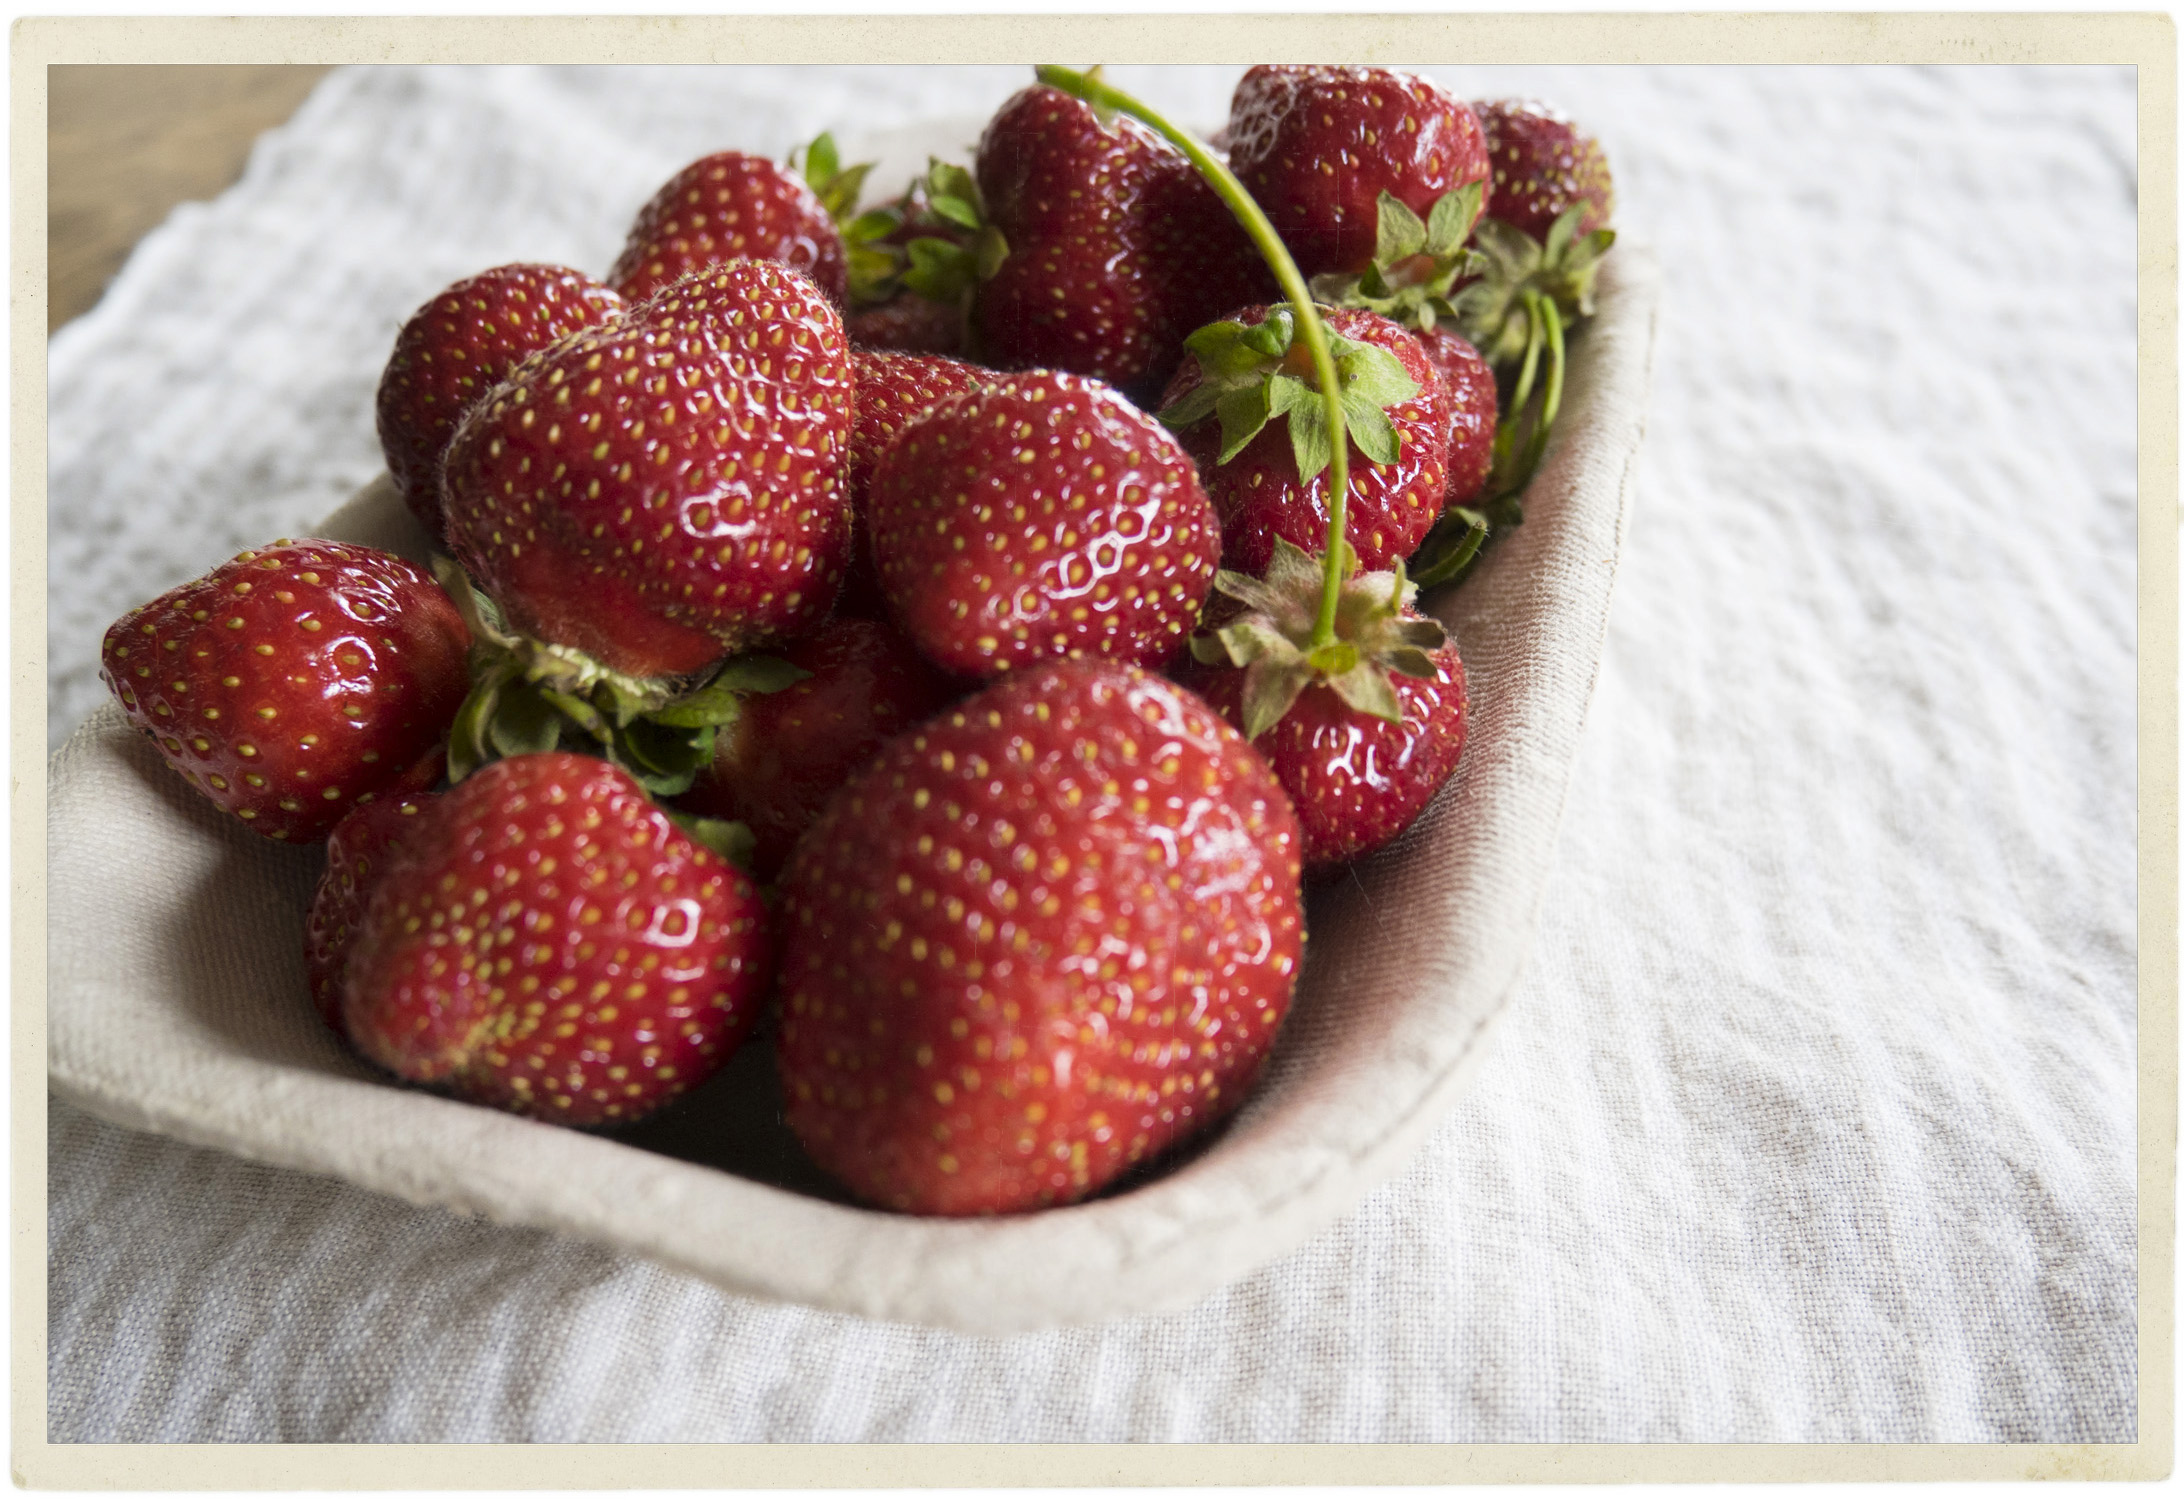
[1035, 64, 1352, 651]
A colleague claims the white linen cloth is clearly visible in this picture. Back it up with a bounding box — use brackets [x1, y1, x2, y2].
[45, 63, 2136, 1442]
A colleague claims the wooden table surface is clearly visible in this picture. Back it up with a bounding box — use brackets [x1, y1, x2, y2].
[47, 65, 334, 332]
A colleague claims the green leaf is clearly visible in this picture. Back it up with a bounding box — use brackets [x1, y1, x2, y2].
[1544, 204, 1581, 266]
[801, 133, 840, 188]
[445, 665, 508, 786]
[1245, 306, 1295, 358]
[1155, 382, 1223, 432]
[902, 238, 976, 302]
[1212, 616, 1304, 668]
[1424, 181, 1484, 257]
[617, 718, 713, 798]
[1286, 399, 1333, 483]
[1325, 658, 1403, 724]
[1213, 383, 1275, 464]
[1239, 657, 1318, 741]
[1373, 190, 1427, 265]
[1381, 646, 1440, 679]
[1340, 393, 1400, 467]
[973, 226, 1010, 281]
[928, 194, 983, 232]
[1331, 338, 1419, 408]
[487, 678, 565, 759]
[925, 160, 979, 207]
[845, 207, 902, 244]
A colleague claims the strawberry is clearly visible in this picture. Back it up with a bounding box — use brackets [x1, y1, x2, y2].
[99, 540, 471, 842]
[676, 616, 958, 880]
[441, 258, 854, 682]
[609, 150, 848, 305]
[375, 264, 624, 540]
[848, 348, 993, 512]
[1474, 98, 1614, 244]
[1184, 541, 1466, 869]
[304, 782, 440, 1035]
[1157, 303, 1451, 575]
[1451, 100, 1616, 377]
[340, 750, 772, 1128]
[866, 369, 1220, 679]
[971, 84, 1267, 397]
[775, 659, 1305, 1215]
[1417, 324, 1498, 511]
[1226, 66, 1491, 280]
[837, 347, 994, 616]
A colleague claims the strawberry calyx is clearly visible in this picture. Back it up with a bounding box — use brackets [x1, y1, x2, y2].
[791, 132, 896, 305]
[1190, 536, 1446, 739]
[1308, 184, 1485, 334]
[433, 559, 808, 798]
[1406, 205, 1614, 589]
[1157, 304, 1420, 482]
[1452, 204, 1615, 369]
[851, 158, 1009, 323]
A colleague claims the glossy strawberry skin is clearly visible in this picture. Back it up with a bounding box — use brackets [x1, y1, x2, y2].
[1227, 65, 1491, 279]
[775, 660, 1305, 1215]
[867, 370, 1220, 679]
[442, 260, 855, 679]
[849, 349, 993, 511]
[610, 151, 848, 305]
[341, 751, 772, 1128]
[676, 616, 959, 880]
[376, 265, 624, 540]
[838, 349, 995, 616]
[1160, 306, 1453, 575]
[1474, 99, 1615, 242]
[305, 786, 440, 1035]
[99, 541, 471, 843]
[1417, 325, 1498, 510]
[1184, 631, 1467, 870]
[975, 85, 1266, 398]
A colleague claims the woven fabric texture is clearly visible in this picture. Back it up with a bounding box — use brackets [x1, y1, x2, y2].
[46, 63, 2135, 1442]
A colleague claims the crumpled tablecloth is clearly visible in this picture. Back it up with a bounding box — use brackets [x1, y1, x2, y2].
[45, 62, 2137, 1442]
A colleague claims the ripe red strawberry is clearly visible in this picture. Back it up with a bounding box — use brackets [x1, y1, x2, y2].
[304, 782, 441, 1035]
[836, 347, 994, 616]
[676, 616, 958, 880]
[441, 259, 854, 680]
[1158, 303, 1452, 575]
[1226, 65, 1491, 279]
[866, 369, 1219, 679]
[1473, 98, 1614, 243]
[376, 264, 624, 540]
[609, 150, 848, 305]
[1416, 324, 1498, 510]
[99, 541, 471, 842]
[1183, 541, 1467, 869]
[775, 659, 1305, 1215]
[341, 751, 771, 1128]
[848, 348, 993, 511]
[1187, 627, 1466, 870]
[973, 84, 1267, 397]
